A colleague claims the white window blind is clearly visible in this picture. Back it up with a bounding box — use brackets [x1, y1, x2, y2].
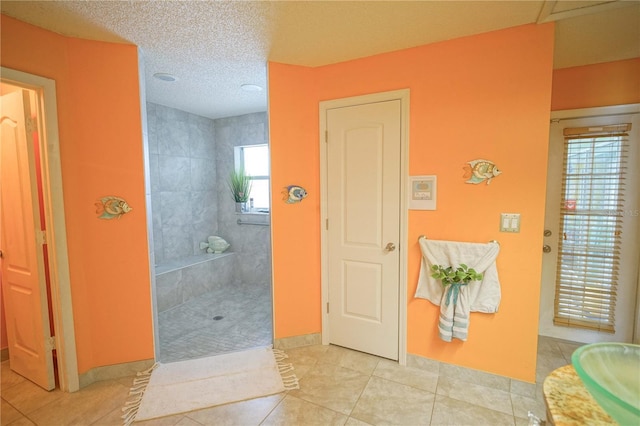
[553, 123, 631, 333]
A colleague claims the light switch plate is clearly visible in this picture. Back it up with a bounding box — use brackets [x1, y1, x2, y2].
[500, 213, 520, 233]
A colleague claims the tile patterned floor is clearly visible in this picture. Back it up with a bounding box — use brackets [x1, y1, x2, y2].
[0, 336, 583, 425]
[158, 281, 273, 362]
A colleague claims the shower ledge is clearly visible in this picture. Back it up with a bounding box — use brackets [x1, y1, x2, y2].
[155, 252, 234, 275]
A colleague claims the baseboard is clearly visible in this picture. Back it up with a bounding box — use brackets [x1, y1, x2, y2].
[1, 347, 8, 362]
[274, 333, 321, 350]
[79, 358, 155, 389]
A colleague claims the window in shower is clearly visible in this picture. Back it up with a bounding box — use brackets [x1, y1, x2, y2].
[234, 144, 270, 212]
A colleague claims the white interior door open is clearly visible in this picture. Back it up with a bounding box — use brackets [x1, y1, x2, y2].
[324, 99, 402, 360]
[1, 89, 56, 390]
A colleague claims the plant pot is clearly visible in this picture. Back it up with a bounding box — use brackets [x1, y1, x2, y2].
[235, 202, 246, 213]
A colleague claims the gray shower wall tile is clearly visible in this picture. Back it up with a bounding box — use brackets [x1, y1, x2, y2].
[192, 223, 215, 256]
[155, 254, 238, 314]
[215, 112, 267, 128]
[151, 193, 164, 264]
[227, 215, 271, 284]
[208, 254, 237, 289]
[146, 102, 158, 155]
[148, 153, 160, 194]
[191, 190, 218, 255]
[159, 155, 191, 191]
[150, 107, 272, 324]
[160, 191, 192, 227]
[190, 157, 217, 191]
[162, 223, 192, 260]
[238, 257, 270, 286]
[157, 105, 190, 157]
[149, 102, 219, 263]
[189, 114, 216, 159]
[214, 111, 270, 286]
[181, 261, 212, 300]
[214, 127, 234, 178]
[238, 122, 266, 145]
[156, 269, 183, 312]
[191, 191, 217, 224]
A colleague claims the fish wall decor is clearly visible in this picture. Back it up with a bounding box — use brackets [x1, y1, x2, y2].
[463, 159, 502, 185]
[282, 185, 308, 204]
[95, 196, 132, 219]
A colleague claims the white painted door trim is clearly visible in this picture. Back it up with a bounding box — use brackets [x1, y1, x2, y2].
[319, 89, 409, 365]
[1, 67, 79, 392]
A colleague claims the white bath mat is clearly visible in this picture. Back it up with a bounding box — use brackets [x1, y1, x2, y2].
[122, 347, 298, 425]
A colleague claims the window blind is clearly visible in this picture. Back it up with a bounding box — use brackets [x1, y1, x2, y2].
[553, 124, 630, 333]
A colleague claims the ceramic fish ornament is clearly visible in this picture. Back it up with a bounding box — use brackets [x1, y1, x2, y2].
[463, 159, 502, 185]
[95, 196, 132, 219]
[199, 236, 230, 254]
[282, 185, 308, 204]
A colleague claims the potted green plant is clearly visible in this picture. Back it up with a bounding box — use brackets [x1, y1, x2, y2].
[228, 168, 252, 212]
[430, 264, 483, 287]
[431, 264, 483, 306]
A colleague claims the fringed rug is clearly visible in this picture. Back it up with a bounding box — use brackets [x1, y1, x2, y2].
[122, 347, 299, 425]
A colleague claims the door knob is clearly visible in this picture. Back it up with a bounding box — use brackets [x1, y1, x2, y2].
[385, 242, 396, 252]
[543, 244, 552, 253]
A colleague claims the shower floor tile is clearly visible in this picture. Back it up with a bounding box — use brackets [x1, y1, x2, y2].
[158, 281, 272, 363]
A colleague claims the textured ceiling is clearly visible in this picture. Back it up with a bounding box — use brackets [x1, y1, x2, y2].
[1, 1, 638, 119]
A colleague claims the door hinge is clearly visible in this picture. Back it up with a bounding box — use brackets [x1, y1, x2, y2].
[46, 336, 56, 351]
[325, 130, 328, 143]
[26, 117, 37, 134]
[37, 230, 47, 245]
[326, 219, 329, 230]
[326, 302, 329, 314]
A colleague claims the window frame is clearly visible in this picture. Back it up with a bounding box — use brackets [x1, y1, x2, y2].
[234, 144, 270, 212]
[553, 125, 630, 333]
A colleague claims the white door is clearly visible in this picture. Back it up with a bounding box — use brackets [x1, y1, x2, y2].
[0, 89, 56, 390]
[326, 100, 401, 360]
[539, 106, 640, 343]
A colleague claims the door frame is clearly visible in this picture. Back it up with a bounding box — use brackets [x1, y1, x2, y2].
[539, 103, 640, 344]
[1, 67, 79, 391]
[319, 89, 410, 365]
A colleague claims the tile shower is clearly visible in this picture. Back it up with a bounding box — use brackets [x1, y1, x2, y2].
[147, 104, 272, 362]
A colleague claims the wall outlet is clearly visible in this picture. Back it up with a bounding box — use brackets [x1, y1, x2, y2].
[500, 213, 520, 233]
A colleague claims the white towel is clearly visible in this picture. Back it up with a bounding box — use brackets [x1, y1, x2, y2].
[437, 283, 471, 342]
[415, 238, 500, 341]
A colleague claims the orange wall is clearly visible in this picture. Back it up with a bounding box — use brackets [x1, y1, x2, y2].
[268, 65, 323, 337]
[551, 58, 640, 110]
[1, 15, 153, 373]
[269, 23, 555, 382]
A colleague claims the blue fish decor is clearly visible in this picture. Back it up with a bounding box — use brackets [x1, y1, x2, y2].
[282, 185, 308, 204]
[95, 196, 132, 219]
[463, 159, 502, 185]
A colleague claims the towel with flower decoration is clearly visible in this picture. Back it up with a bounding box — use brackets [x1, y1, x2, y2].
[415, 238, 500, 341]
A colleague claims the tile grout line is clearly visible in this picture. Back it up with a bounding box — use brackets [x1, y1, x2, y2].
[256, 390, 289, 425]
[345, 368, 376, 423]
[427, 375, 440, 425]
[1, 395, 31, 425]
